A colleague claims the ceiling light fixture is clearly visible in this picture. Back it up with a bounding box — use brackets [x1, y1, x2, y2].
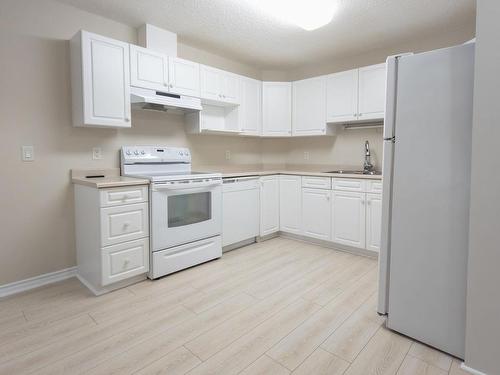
[244, 0, 337, 31]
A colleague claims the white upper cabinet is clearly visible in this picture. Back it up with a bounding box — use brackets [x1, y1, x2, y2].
[292, 76, 327, 136]
[262, 82, 292, 136]
[239, 77, 262, 136]
[365, 193, 382, 252]
[168, 57, 200, 97]
[260, 176, 280, 236]
[200, 65, 240, 105]
[331, 191, 366, 248]
[326, 69, 358, 123]
[302, 188, 331, 241]
[71, 30, 131, 128]
[130, 45, 168, 91]
[279, 175, 302, 234]
[358, 63, 386, 121]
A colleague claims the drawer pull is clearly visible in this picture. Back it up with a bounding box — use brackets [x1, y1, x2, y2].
[123, 258, 130, 268]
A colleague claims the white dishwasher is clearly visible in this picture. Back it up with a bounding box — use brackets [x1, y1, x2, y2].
[222, 176, 260, 248]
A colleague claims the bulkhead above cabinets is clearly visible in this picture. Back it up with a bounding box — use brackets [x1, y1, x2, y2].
[70, 30, 386, 136]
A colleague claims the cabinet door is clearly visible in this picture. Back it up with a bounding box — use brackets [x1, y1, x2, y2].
[331, 191, 366, 248]
[200, 65, 222, 101]
[262, 82, 292, 136]
[326, 69, 358, 123]
[366, 193, 382, 252]
[358, 63, 386, 121]
[279, 175, 302, 234]
[292, 76, 327, 136]
[130, 45, 169, 91]
[168, 57, 200, 97]
[302, 188, 331, 240]
[221, 72, 240, 104]
[240, 77, 262, 136]
[260, 176, 280, 236]
[81, 31, 131, 127]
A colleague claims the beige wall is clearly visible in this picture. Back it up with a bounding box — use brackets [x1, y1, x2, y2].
[464, 1, 500, 374]
[0, 0, 474, 285]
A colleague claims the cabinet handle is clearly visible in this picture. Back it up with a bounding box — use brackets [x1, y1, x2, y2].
[123, 222, 130, 228]
[123, 258, 130, 268]
[170, 83, 174, 88]
[359, 113, 363, 117]
[326, 195, 330, 201]
[125, 118, 130, 122]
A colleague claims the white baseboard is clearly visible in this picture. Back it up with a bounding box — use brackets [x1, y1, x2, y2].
[461, 363, 488, 375]
[0, 267, 77, 298]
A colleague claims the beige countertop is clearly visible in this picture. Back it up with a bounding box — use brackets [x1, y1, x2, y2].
[71, 168, 149, 189]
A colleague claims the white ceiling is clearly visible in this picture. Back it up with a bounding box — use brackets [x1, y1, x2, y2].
[57, 0, 476, 70]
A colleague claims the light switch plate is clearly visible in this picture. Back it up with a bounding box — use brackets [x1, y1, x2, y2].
[21, 145, 34, 161]
[92, 147, 103, 160]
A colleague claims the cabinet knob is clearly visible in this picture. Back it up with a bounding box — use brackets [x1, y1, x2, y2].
[170, 83, 174, 88]
[123, 222, 130, 228]
[123, 258, 130, 268]
[359, 113, 363, 117]
[125, 118, 130, 122]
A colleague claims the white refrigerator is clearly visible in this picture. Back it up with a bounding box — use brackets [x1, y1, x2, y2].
[377, 43, 475, 358]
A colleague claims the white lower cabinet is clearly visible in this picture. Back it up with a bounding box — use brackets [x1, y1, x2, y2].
[260, 176, 280, 236]
[331, 190, 366, 248]
[365, 193, 382, 252]
[302, 188, 331, 240]
[279, 175, 302, 234]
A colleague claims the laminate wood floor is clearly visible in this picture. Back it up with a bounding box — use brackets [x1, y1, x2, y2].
[0, 237, 464, 375]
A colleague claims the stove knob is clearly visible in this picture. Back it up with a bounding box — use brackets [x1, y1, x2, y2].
[140, 150, 145, 155]
[134, 150, 139, 155]
[125, 150, 131, 155]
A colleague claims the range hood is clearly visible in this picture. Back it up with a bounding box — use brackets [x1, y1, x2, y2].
[130, 87, 202, 114]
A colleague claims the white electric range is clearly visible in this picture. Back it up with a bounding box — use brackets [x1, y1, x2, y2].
[121, 146, 222, 279]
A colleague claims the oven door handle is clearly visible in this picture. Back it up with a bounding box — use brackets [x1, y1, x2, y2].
[153, 180, 222, 191]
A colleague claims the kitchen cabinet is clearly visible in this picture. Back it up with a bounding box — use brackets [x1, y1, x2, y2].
[358, 63, 386, 121]
[365, 193, 382, 252]
[260, 176, 280, 236]
[70, 30, 131, 128]
[302, 188, 331, 241]
[130, 45, 200, 97]
[292, 76, 328, 136]
[239, 77, 262, 136]
[200, 65, 240, 105]
[279, 175, 302, 234]
[331, 190, 366, 248]
[262, 82, 292, 136]
[222, 177, 260, 247]
[326, 69, 359, 123]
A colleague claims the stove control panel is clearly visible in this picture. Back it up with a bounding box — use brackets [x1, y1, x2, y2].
[121, 146, 191, 163]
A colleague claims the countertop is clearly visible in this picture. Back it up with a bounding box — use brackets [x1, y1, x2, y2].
[71, 168, 149, 188]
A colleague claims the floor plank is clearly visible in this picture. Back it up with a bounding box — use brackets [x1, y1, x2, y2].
[292, 347, 349, 375]
[407, 342, 453, 372]
[240, 355, 290, 375]
[396, 355, 448, 375]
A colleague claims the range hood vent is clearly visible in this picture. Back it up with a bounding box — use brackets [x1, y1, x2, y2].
[131, 87, 202, 114]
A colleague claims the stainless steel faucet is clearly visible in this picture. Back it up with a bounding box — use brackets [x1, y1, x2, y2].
[363, 140, 374, 174]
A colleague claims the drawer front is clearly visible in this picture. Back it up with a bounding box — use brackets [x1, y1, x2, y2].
[366, 180, 383, 194]
[100, 186, 148, 207]
[301, 176, 332, 190]
[332, 178, 366, 192]
[222, 177, 260, 192]
[101, 238, 149, 285]
[100, 202, 149, 246]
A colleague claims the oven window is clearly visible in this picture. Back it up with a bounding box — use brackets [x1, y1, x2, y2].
[168, 192, 212, 227]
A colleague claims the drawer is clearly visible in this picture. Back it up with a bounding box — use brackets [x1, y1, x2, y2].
[101, 238, 149, 286]
[100, 186, 148, 207]
[222, 177, 260, 192]
[301, 176, 332, 189]
[100, 202, 149, 247]
[332, 178, 366, 192]
[366, 180, 383, 194]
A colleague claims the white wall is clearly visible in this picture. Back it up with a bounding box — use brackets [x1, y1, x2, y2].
[464, 1, 500, 374]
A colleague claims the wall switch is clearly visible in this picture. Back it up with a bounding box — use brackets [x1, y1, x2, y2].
[92, 147, 103, 160]
[303, 151, 310, 160]
[225, 150, 231, 160]
[21, 145, 35, 161]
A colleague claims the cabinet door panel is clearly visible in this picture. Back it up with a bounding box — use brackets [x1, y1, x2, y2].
[331, 191, 365, 248]
[366, 193, 382, 252]
[262, 82, 292, 136]
[302, 188, 331, 240]
[293, 76, 326, 135]
[200, 65, 221, 101]
[222, 72, 240, 104]
[326, 69, 358, 123]
[240, 78, 262, 135]
[358, 63, 386, 120]
[130, 45, 168, 91]
[260, 176, 280, 236]
[168, 57, 200, 97]
[279, 175, 302, 234]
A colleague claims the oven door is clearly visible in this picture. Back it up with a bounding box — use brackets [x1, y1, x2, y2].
[151, 179, 222, 251]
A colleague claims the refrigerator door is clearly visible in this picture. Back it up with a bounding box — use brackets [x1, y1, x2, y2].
[387, 44, 474, 358]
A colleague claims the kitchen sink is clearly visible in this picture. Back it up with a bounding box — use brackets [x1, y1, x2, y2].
[324, 170, 382, 175]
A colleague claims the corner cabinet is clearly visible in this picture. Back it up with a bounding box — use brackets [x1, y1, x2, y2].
[70, 30, 131, 128]
[262, 82, 292, 136]
[292, 76, 328, 136]
[260, 176, 280, 236]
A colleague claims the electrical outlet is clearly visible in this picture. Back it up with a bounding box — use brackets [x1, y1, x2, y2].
[225, 150, 231, 160]
[303, 151, 310, 160]
[92, 147, 103, 160]
[21, 145, 35, 162]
